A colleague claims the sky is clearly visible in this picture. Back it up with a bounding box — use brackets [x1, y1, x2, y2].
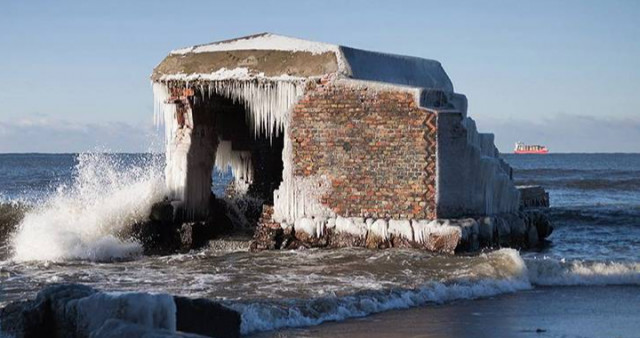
[0, 0, 638, 153]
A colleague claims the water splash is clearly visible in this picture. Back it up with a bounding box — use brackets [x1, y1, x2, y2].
[10, 153, 166, 262]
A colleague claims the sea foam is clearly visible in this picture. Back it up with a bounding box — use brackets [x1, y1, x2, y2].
[526, 257, 640, 286]
[231, 249, 532, 334]
[10, 153, 165, 262]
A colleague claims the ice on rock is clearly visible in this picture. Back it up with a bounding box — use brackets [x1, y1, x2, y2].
[368, 219, 389, 240]
[325, 218, 336, 229]
[294, 218, 316, 237]
[411, 220, 461, 245]
[74, 292, 176, 335]
[314, 217, 327, 237]
[335, 216, 367, 237]
[388, 220, 413, 241]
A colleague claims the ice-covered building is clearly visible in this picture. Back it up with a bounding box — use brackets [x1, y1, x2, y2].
[151, 33, 520, 233]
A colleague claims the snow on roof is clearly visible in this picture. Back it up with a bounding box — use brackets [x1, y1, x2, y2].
[154, 33, 454, 92]
[171, 32, 340, 56]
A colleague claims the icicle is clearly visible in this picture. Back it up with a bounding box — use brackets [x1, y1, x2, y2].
[152, 78, 310, 219]
[152, 82, 178, 148]
[206, 79, 304, 141]
[215, 141, 254, 186]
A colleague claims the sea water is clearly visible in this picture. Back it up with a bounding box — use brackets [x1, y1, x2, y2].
[1, 153, 639, 335]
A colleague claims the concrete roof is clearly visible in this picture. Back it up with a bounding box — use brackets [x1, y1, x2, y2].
[152, 33, 454, 92]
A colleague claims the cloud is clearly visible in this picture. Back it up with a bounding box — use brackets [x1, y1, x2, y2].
[1, 113, 637, 154]
[0, 115, 163, 153]
[475, 113, 640, 153]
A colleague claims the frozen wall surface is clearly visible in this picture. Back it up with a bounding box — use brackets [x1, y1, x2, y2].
[152, 33, 519, 223]
[339, 46, 453, 92]
[154, 33, 453, 93]
[436, 111, 520, 218]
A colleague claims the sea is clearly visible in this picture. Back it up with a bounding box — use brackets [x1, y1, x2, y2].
[1, 153, 639, 337]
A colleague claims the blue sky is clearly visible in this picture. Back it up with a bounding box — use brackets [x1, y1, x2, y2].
[0, 0, 638, 153]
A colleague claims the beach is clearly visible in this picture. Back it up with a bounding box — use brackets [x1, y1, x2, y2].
[267, 286, 640, 338]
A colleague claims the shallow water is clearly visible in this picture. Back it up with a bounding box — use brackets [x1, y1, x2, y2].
[1, 153, 640, 335]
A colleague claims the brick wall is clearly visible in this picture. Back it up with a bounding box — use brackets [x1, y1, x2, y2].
[290, 80, 437, 220]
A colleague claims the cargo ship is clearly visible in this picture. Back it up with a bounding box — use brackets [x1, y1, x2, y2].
[514, 142, 548, 154]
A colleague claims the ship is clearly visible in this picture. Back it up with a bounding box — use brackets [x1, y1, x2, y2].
[514, 142, 549, 154]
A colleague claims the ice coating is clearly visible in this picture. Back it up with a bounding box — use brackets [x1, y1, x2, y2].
[153, 80, 305, 212]
[368, 219, 389, 240]
[152, 33, 519, 223]
[436, 113, 520, 217]
[161, 33, 453, 93]
[334, 216, 367, 237]
[170, 33, 341, 56]
[75, 292, 176, 334]
[153, 79, 304, 142]
[412, 220, 462, 244]
[388, 220, 413, 241]
[215, 141, 253, 187]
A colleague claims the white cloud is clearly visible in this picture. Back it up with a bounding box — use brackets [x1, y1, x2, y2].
[476, 113, 640, 153]
[1, 113, 637, 154]
[0, 114, 163, 153]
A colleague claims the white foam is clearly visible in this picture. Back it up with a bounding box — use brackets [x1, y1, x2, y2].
[10, 153, 165, 262]
[232, 248, 530, 335]
[526, 257, 640, 286]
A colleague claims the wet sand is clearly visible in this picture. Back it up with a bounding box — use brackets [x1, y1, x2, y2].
[260, 286, 640, 338]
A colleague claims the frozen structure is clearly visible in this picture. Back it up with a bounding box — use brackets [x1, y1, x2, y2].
[152, 33, 544, 252]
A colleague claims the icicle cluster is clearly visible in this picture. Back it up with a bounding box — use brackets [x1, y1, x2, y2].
[215, 141, 253, 186]
[198, 80, 303, 141]
[152, 83, 178, 148]
[272, 129, 335, 224]
[153, 79, 304, 143]
[153, 78, 306, 217]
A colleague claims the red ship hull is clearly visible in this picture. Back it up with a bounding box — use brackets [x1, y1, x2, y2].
[514, 149, 549, 154]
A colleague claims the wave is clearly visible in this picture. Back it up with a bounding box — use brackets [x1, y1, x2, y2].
[526, 257, 640, 286]
[516, 177, 640, 192]
[516, 168, 640, 176]
[232, 278, 531, 335]
[548, 206, 640, 226]
[513, 167, 640, 192]
[229, 249, 531, 335]
[227, 249, 640, 334]
[8, 153, 166, 262]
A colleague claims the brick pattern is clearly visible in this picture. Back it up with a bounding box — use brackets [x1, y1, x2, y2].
[169, 87, 195, 128]
[290, 81, 437, 220]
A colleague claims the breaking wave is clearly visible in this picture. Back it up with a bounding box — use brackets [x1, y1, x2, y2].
[233, 278, 530, 335]
[227, 249, 640, 334]
[526, 257, 640, 286]
[9, 153, 166, 262]
[230, 248, 531, 334]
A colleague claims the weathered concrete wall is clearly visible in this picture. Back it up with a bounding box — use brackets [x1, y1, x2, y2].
[289, 79, 438, 220]
[436, 111, 520, 218]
